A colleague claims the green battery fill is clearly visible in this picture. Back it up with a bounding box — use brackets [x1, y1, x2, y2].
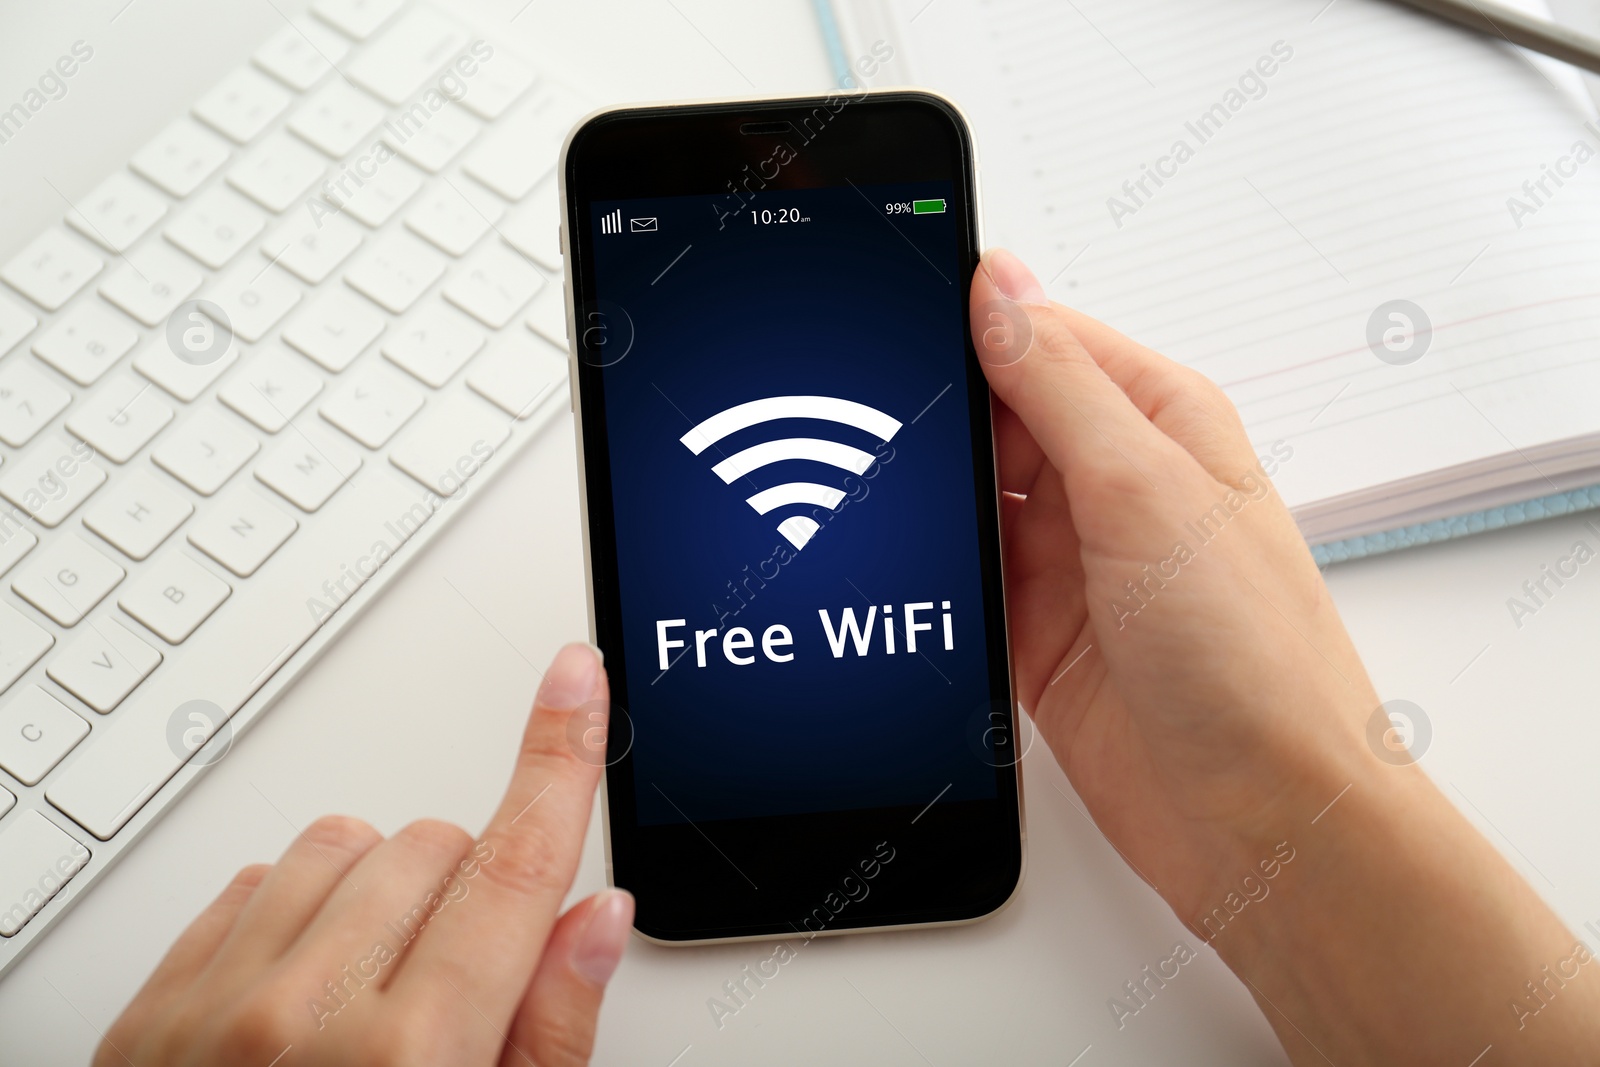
[912, 198, 946, 215]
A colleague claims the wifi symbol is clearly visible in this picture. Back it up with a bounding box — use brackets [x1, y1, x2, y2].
[680, 395, 902, 551]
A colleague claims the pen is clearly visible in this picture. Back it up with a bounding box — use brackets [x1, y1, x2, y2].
[1388, 0, 1600, 76]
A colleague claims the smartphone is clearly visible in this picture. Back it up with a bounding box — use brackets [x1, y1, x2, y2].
[560, 89, 1023, 942]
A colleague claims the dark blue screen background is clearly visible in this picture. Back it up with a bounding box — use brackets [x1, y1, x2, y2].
[591, 182, 998, 825]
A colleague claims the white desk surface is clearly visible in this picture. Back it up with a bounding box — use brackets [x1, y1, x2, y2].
[2, 2, 1598, 1064]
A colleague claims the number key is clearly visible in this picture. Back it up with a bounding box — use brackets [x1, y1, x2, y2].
[98, 242, 203, 327]
[0, 360, 71, 447]
[33, 302, 139, 386]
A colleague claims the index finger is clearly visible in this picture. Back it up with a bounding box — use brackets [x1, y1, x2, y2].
[388, 642, 608, 1022]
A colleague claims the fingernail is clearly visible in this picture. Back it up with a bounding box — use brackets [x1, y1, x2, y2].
[571, 889, 634, 985]
[540, 643, 602, 709]
[982, 248, 1049, 305]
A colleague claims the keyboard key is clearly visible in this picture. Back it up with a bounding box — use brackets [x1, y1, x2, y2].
[467, 333, 566, 419]
[501, 174, 561, 270]
[208, 261, 302, 344]
[256, 422, 362, 511]
[228, 132, 329, 213]
[133, 334, 241, 405]
[82, 468, 193, 561]
[0, 688, 88, 785]
[0, 605, 54, 693]
[0, 437, 107, 527]
[193, 67, 291, 144]
[49, 471, 431, 840]
[164, 186, 267, 269]
[131, 118, 232, 198]
[219, 345, 323, 431]
[289, 80, 387, 158]
[0, 361, 71, 447]
[330, 157, 423, 227]
[67, 376, 175, 463]
[458, 48, 537, 122]
[447, 241, 543, 330]
[32, 302, 140, 386]
[119, 551, 232, 644]
[152, 408, 260, 495]
[383, 102, 480, 173]
[0, 294, 37, 358]
[344, 230, 445, 313]
[14, 533, 125, 626]
[390, 391, 509, 497]
[48, 619, 162, 714]
[0, 526, 38, 580]
[254, 19, 350, 91]
[282, 289, 384, 372]
[187, 485, 298, 577]
[2, 230, 104, 312]
[406, 181, 500, 257]
[347, 7, 470, 105]
[320, 363, 424, 447]
[464, 86, 586, 201]
[524, 278, 567, 347]
[64, 171, 169, 254]
[383, 303, 484, 387]
[261, 209, 363, 285]
[98, 242, 203, 327]
[0, 812, 89, 935]
[312, 0, 405, 40]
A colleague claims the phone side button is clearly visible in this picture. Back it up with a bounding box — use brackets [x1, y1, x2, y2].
[564, 279, 575, 411]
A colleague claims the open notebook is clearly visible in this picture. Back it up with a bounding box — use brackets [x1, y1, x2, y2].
[826, 0, 1600, 563]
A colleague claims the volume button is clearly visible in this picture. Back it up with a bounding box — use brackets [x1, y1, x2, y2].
[564, 279, 575, 412]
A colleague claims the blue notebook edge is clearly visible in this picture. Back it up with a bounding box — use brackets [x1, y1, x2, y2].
[1309, 484, 1600, 566]
[813, 0, 854, 88]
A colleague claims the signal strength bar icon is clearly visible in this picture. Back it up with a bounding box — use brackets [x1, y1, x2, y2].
[600, 208, 622, 234]
[680, 395, 901, 550]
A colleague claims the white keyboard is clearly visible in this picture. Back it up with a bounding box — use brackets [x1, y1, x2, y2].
[0, 0, 582, 976]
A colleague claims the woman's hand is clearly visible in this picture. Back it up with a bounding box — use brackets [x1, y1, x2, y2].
[971, 249, 1600, 1064]
[971, 247, 1375, 921]
[98, 643, 631, 1067]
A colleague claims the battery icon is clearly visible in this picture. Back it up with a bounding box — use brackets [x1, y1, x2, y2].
[912, 198, 946, 215]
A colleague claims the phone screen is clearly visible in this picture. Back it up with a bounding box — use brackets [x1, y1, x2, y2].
[567, 95, 1020, 939]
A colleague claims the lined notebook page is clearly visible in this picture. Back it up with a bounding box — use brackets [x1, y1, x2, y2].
[857, 0, 1600, 531]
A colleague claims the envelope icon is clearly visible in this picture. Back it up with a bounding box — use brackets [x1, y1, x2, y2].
[630, 217, 658, 232]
